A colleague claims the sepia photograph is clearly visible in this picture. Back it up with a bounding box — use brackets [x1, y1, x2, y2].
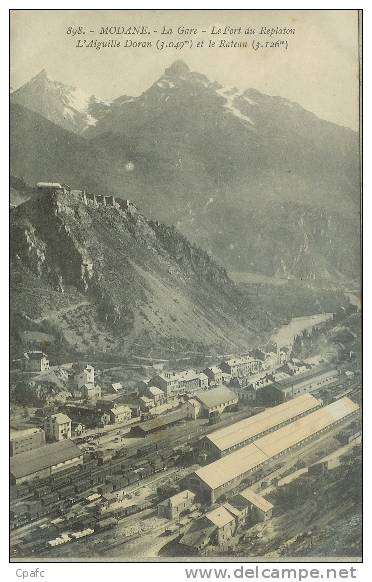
[9, 9, 362, 563]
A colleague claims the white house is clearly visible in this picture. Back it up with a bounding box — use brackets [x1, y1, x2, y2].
[44, 413, 72, 442]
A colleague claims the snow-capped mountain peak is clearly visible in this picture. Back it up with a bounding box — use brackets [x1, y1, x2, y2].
[11, 69, 112, 134]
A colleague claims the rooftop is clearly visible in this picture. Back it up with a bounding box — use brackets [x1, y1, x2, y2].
[50, 413, 71, 424]
[223, 502, 244, 519]
[187, 398, 202, 408]
[110, 405, 131, 415]
[254, 397, 359, 458]
[10, 426, 44, 440]
[205, 506, 235, 528]
[194, 386, 237, 409]
[223, 356, 255, 367]
[134, 407, 187, 432]
[276, 368, 338, 392]
[10, 440, 82, 479]
[179, 370, 199, 382]
[204, 394, 320, 452]
[160, 489, 195, 508]
[205, 366, 223, 375]
[180, 517, 216, 548]
[23, 351, 48, 360]
[193, 397, 358, 491]
[147, 386, 164, 396]
[238, 488, 273, 513]
[194, 443, 267, 490]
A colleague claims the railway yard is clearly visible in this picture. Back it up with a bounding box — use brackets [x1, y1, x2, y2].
[10, 363, 361, 560]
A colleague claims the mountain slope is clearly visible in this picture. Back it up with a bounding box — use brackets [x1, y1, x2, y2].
[87, 60, 359, 214]
[10, 191, 274, 359]
[10, 102, 116, 192]
[10, 62, 360, 283]
[11, 70, 111, 134]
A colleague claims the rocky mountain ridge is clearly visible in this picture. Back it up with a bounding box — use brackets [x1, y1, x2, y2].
[10, 190, 274, 359]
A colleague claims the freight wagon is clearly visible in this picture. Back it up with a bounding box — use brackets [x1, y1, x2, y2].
[94, 517, 118, 532]
[98, 482, 114, 495]
[137, 442, 158, 457]
[41, 493, 60, 506]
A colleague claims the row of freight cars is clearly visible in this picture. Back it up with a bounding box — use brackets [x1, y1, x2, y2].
[10, 447, 177, 530]
[11, 441, 174, 501]
[13, 498, 153, 558]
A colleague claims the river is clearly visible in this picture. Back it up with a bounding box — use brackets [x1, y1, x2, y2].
[270, 313, 334, 347]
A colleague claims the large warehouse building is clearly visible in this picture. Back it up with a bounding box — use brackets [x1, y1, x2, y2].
[10, 439, 83, 485]
[186, 397, 359, 503]
[197, 393, 321, 458]
[261, 368, 339, 404]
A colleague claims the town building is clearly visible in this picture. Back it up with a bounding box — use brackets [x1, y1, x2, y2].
[109, 404, 132, 424]
[44, 413, 72, 441]
[22, 351, 49, 372]
[74, 364, 95, 390]
[179, 516, 217, 552]
[198, 373, 209, 389]
[10, 439, 83, 485]
[117, 395, 141, 418]
[261, 367, 339, 403]
[148, 372, 180, 399]
[10, 427, 46, 457]
[81, 383, 102, 400]
[192, 386, 238, 419]
[185, 398, 202, 420]
[111, 382, 123, 393]
[204, 506, 237, 545]
[186, 397, 359, 503]
[237, 488, 273, 522]
[145, 386, 165, 405]
[180, 506, 237, 550]
[220, 356, 261, 379]
[229, 378, 257, 402]
[203, 367, 223, 387]
[177, 370, 204, 394]
[197, 393, 321, 458]
[158, 490, 196, 520]
[139, 396, 155, 413]
[281, 360, 309, 376]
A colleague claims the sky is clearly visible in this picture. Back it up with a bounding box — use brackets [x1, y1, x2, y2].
[10, 9, 360, 130]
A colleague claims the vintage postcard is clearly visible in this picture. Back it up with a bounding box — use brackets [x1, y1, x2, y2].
[9, 9, 361, 562]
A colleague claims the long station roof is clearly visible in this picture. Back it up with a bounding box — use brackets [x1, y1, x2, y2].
[204, 393, 321, 453]
[194, 443, 268, 491]
[254, 397, 359, 458]
[10, 439, 82, 479]
[193, 397, 358, 491]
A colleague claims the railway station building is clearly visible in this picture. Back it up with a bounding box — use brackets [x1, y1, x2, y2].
[185, 397, 359, 503]
[197, 393, 321, 458]
[10, 439, 83, 485]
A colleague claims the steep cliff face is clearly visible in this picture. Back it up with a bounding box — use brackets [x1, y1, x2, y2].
[10, 191, 275, 359]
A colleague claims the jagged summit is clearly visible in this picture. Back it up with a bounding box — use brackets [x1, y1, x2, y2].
[34, 68, 48, 80]
[164, 60, 191, 77]
[11, 71, 111, 134]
